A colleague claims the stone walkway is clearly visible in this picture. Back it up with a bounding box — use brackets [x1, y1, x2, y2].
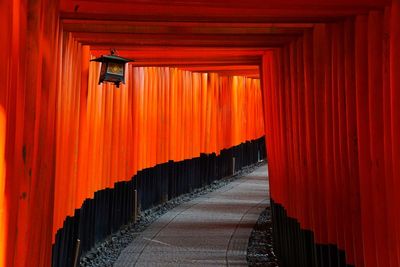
[115, 164, 269, 267]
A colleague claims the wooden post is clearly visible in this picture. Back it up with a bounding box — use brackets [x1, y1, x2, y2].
[73, 239, 81, 267]
[134, 189, 138, 222]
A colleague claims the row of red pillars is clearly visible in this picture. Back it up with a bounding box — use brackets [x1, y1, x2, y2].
[262, 2, 400, 266]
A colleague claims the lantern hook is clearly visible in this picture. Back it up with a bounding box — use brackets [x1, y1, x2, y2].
[110, 48, 117, 56]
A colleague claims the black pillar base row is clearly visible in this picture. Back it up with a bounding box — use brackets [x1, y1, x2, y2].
[52, 137, 266, 267]
[271, 199, 354, 267]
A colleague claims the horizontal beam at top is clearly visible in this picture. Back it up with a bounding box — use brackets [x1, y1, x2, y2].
[179, 66, 260, 78]
[62, 20, 313, 35]
[61, 0, 389, 11]
[90, 48, 264, 71]
[73, 32, 298, 47]
[60, 1, 384, 23]
[179, 65, 260, 71]
[128, 59, 261, 67]
[90, 48, 267, 58]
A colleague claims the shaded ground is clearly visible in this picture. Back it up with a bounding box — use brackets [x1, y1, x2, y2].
[247, 207, 280, 267]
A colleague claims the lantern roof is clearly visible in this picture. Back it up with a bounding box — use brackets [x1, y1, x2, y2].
[91, 54, 133, 63]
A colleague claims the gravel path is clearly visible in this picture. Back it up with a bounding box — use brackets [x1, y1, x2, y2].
[80, 162, 266, 267]
[247, 207, 280, 266]
[114, 164, 268, 266]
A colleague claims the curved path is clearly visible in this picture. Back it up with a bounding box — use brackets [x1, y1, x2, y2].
[115, 164, 269, 267]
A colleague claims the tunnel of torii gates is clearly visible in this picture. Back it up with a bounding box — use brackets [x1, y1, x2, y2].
[0, 0, 400, 266]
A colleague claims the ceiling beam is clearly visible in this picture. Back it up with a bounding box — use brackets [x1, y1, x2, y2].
[60, 1, 385, 23]
[128, 59, 261, 67]
[180, 65, 260, 78]
[72, 32, 299, 47]
[62, 20, 313, 35]
[59, 0, 388, 78]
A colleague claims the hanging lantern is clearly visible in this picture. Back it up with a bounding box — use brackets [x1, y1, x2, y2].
[91, 49, 133, 88]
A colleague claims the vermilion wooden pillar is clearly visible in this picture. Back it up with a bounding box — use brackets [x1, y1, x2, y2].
[355, 13, 378, 267]
[343, 17, 364, 267]
[390, 1, 400, 265]
[313, 24, 328, 246]
[302, 30, 317, 237]
[367, 11, 390, 267]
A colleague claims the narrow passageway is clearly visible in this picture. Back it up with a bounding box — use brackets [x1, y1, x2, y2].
[115, 165, 268, 267]
[3, 1, 400, 266]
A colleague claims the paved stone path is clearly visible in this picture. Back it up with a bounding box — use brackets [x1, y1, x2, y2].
[115, 164, 269, 267]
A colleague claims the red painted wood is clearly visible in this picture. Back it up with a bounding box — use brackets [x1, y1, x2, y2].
[390, 1, 400, 266]
[343, 17, 364, 267]
[367, 11, 390, 267]
[2, 0, 400, 266]
[60, 1, 386, 22]
[302, 30, 317, 233]
[261, 3, 400, 266]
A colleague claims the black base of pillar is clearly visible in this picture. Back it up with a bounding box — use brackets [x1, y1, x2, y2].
[271, 200, 354, 267]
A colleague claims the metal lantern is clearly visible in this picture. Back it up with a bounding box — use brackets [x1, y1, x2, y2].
[91, 49, 133, 88]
